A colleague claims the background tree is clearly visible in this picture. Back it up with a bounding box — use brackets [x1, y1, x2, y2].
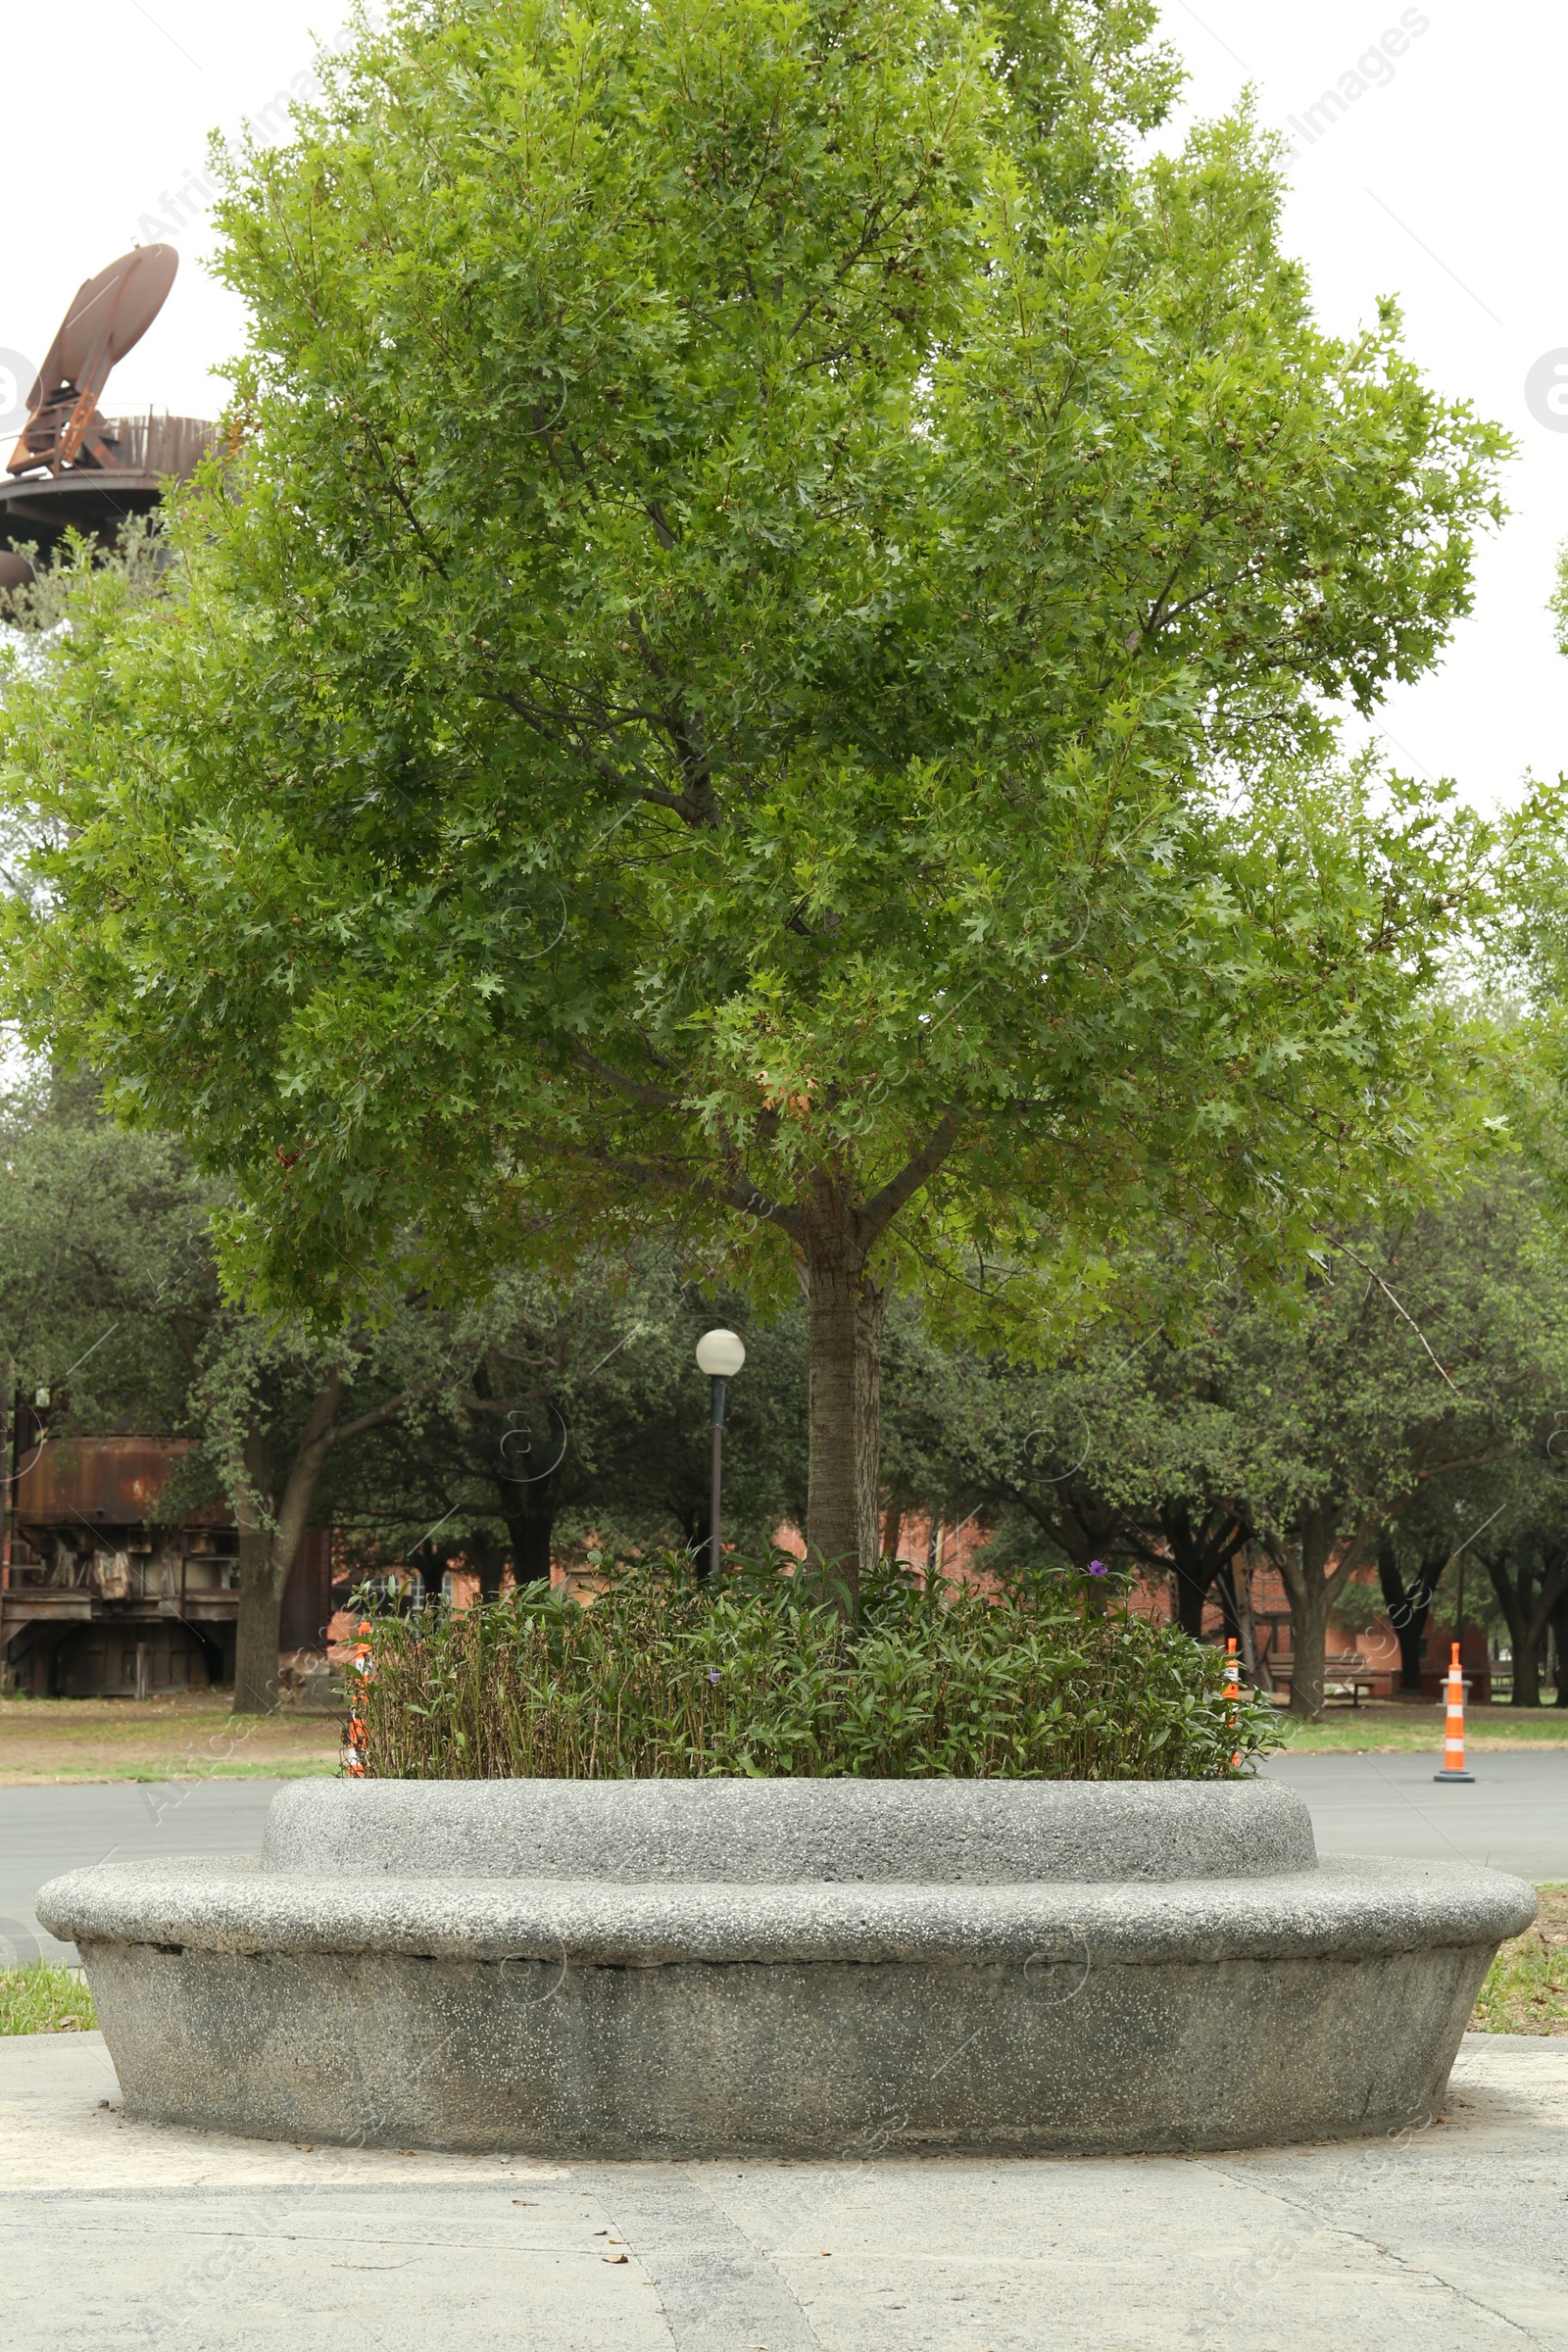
[0, 1080, 430, 1710]
[0, 1073, 212, 1440]
[872, 1296, 1250, 1617]
[0, 0, 1520, 1605]
[0, 1077, 810, 1699]
[1462, 1464, 1568, 1710]
[881, 1154, 1568, 1712]
[194, 1305, 439, 1710]
[1376, 1522, 1453, 1696]
[338, 1261, 809, 1592]
[1237, 1170, 1568, 1713]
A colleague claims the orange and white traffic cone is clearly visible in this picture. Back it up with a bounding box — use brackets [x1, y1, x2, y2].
[1434, 1642, 1474, 1784]
[345, 1618, 372, 1778]
[1226, 1636, 1242, 1769]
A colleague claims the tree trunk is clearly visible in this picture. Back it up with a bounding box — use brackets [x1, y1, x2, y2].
[1378, 1538, 1444, 1693]
[1509, 1613, 1542, 1710]
[1232, 1553, 1264, 1687]
[1272, 1508, 1342, 1721]
[471, 1361, 562, 1589]
[1484, 1546, 1568, 1710]
[1283, 1579, 1333, 1720]
[506, 1506, 555, 1588]
[226, 1374, 414, 1714]
[416, 1545, 446, 1610]
[466, 1528, 509, 1603]
[232, 1428, 284, 1715]
[802, 1207, 888, 1606]
[1214, 1567, 1240, 1646]
[1551, 1588, 1568, 1709]
[782, 1117, 956, 1610]
[1155, 1504, 1246, 1642]
[230, 1380, 341, 1716]
[233, 1534, 290, 1714]
[1168, 1526, 1215, 1639]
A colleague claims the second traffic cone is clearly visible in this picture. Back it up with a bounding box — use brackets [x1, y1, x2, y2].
[1225, 1636, 1242, 1769]
[1434, 1642, 1474, 1784]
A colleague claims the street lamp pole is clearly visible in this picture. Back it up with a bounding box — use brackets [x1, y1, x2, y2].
[694, 1329, 746, 1581]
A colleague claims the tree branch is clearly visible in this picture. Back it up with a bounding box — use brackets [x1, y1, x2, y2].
[533, 1138, 805, 1242]
[1318, 1236, 1467, 1399]
[325, 1390, 419, 1450]
[568, 1045, 689, 1111]
[857, 1110, 960, 1247]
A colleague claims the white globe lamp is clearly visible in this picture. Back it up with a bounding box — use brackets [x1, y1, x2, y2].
[695, 1330, 747, 1578]
[695, 1329, 746, 1379]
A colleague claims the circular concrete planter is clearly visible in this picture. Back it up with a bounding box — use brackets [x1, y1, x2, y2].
[37, 1778, 1534, 2158]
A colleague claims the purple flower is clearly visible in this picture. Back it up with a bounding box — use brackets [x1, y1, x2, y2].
[708, 1669, 721, 1683]
[1087, 1559, 1108, 1578]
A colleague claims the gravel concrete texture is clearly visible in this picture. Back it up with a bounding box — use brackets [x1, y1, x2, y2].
[260, 1774, 1320, 1883]
[36, 1781, 1537, 2158]
[1260, 1749, 1568, 1878]
[2, 2030, 1565, 2351]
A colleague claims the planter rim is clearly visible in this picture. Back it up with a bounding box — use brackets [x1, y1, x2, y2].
[38, 1852, 1536, 1970]
[260, 1773, 1318, 1886]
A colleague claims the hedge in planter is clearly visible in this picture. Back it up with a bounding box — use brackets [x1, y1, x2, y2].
[347, 1560, 1281, 1781]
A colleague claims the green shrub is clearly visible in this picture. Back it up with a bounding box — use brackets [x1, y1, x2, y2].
[349, 1559, 1281, 1781]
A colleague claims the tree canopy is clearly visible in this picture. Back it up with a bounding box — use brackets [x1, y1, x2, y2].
[0, 0, 1520, 1594]
[888, 1154, 1568, 1712]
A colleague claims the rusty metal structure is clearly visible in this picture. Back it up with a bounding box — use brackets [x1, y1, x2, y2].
[1, 1404, 331, 1698]
[0, 243, 215, 558]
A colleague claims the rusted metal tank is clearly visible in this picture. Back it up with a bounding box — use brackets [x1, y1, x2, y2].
[21, 1435, 228, 1529]
[3, 1434, 330, 1698]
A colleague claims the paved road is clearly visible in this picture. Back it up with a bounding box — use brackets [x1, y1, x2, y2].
[4, 1752, 1565, 1968]
[1259, 1748, 1568, 1880]
[3, 2033, 1565, 2350]
[0, 1781, 281, 1966]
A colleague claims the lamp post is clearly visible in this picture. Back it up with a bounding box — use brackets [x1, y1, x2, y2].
[694, 1329, 746, 1581]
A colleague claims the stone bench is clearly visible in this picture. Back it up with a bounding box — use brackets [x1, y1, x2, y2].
[36, 1776, 1534, 2158]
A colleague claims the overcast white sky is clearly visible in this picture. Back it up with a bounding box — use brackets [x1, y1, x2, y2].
[1, 0, 1562, 813]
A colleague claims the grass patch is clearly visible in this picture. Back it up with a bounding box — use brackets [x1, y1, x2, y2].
[1270, 1708, 1568, 1754]
[353, 1557, 1282, 1781]
[0, 1961, 98, 2036]
[0, 1693, 341, 1785]
[1471, 1885, 1568, 2035]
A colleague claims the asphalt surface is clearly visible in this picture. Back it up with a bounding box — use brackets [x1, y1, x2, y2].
[3, 2033, 1565, 2350]
[1258, 1748, 1568, 1880]
[0, 1780, 281, 1966]
[3, 1749, 1565, 1969]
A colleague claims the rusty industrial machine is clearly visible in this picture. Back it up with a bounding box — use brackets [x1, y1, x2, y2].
[0, 243, 215, 559]
[1, 1405, 331, 1699]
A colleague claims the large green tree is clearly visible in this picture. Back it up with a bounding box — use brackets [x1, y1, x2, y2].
[0, 0, 1515, 1597]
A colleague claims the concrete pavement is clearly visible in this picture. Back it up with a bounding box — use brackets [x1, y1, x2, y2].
[2, 2030, 1565, 2350]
